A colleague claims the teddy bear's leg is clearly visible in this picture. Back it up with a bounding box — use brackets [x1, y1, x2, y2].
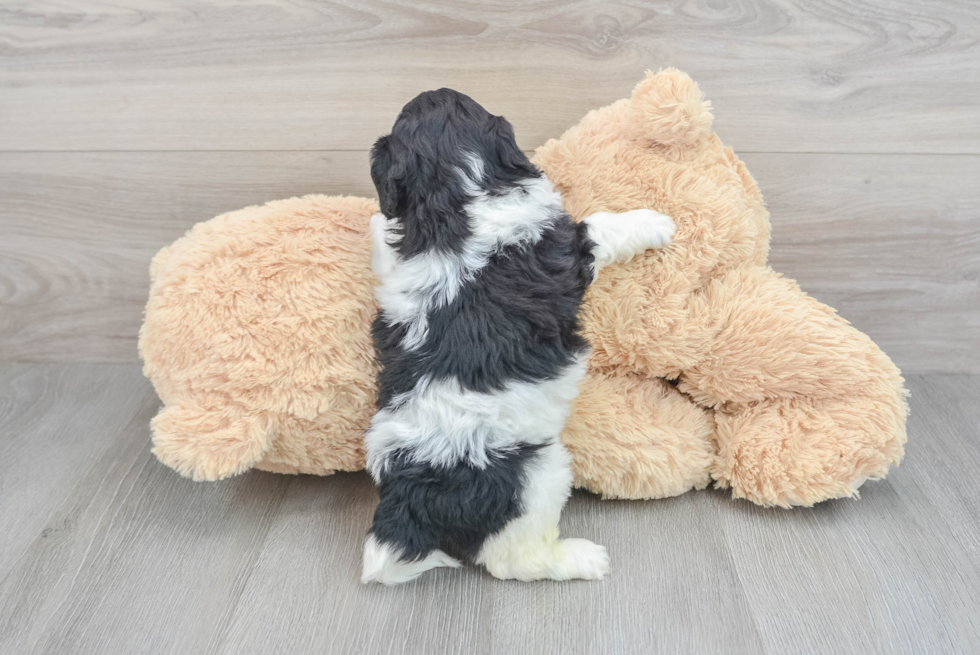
[252, 413, 366, 476]
[710, 394, 906, 507]
[562, 371, 716, 500]
[150, 403, 277, 481]
[679, 266, 908, 507]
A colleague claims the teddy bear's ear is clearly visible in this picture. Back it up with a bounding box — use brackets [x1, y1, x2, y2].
[629, 69, 713, 152]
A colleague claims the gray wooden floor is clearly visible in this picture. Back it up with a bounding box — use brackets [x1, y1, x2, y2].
[0, 363, 978, 654]
[2, 1, 980, 653]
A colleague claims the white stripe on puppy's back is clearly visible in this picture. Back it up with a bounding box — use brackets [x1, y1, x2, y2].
[372, 170, 564, 350]
[373, 246, 468, 349]
[365, 355, 588, 478]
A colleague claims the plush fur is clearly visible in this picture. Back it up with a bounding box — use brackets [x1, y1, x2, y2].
[534, 70, 908, 507]
[140, 68, 909, 509]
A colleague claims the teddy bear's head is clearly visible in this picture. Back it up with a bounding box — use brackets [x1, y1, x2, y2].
[532, 69, 772, 379]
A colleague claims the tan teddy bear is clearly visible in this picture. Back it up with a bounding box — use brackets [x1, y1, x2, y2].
[140, 69, 908, 507]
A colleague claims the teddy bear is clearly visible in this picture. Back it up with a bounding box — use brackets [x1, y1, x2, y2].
[140, 69, 908, 507]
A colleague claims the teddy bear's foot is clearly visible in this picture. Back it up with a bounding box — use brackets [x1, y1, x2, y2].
[786, 476, 870, 507]
[710, 393, 906, 508]
[151, 403, 276, 481]
[564, 373, 716, 500]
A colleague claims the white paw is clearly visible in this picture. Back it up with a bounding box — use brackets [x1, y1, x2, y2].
[560, 538, 610, 581]
[622, 208, 676, 250]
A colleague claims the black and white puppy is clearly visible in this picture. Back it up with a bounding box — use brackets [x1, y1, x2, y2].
[362, 89, 674, 584]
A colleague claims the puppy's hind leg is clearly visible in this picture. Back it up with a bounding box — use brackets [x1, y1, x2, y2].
[475, 439, 609, 582]
[583, 208, 675, 278]
[361, 534, 461, 585]
[361, 485, 461, 585]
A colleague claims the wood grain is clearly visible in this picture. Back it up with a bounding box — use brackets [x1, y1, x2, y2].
[0, 365, 295, 654]
[1, 365, 978, 653]
[0, 363, 151, 583]
[216, 478, 766, 655]
[720, 373, 980, 653]
[2, 151, 977, 372]
[1, 0, 978, 153]
[1, 2, 977, 652]
[745, 153, 980, 374]
[0, 151, 372, 362]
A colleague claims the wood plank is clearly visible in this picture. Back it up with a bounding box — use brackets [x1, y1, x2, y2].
[2, 151, 977, 372]
[0, 363, 295, 654]
[16, 466, 291, 655]
[899, 374, 980, 563]
[3, 366, 977, 653]
[0, 151, 372, 362]
[720, 373, 980, 653]
[0, 363, 151, 583]
[216, 478, 764, 655]
[1, 1, 978, 153]
[745, 153, 980, 375]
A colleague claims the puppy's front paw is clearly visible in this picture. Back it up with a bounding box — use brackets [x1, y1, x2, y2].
[560, 538, 610, 581]
[622, 208, 676, 250]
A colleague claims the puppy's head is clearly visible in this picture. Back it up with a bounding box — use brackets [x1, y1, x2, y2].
[371, 89, 539, 256]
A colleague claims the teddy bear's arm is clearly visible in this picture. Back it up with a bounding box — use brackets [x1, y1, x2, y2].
[583, 209, 676, 281]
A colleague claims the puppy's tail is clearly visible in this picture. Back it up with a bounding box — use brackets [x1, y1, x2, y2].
[361, 534, 461, 585]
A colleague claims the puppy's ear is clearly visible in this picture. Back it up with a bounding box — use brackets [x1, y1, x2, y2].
[488, 115, 538, 175]
[370, 135, 401, 218]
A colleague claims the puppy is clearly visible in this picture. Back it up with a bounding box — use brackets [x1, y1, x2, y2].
[361, 89, 675, 584]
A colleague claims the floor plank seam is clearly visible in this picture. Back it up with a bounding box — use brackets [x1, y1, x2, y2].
[27, 445, 157, 653]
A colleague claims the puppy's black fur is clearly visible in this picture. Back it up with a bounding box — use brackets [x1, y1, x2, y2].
[370, 443, 543, 561]
[370, 88, 542, 258]
[372, 218, 595, 408]
[367, 89, 595, 562]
